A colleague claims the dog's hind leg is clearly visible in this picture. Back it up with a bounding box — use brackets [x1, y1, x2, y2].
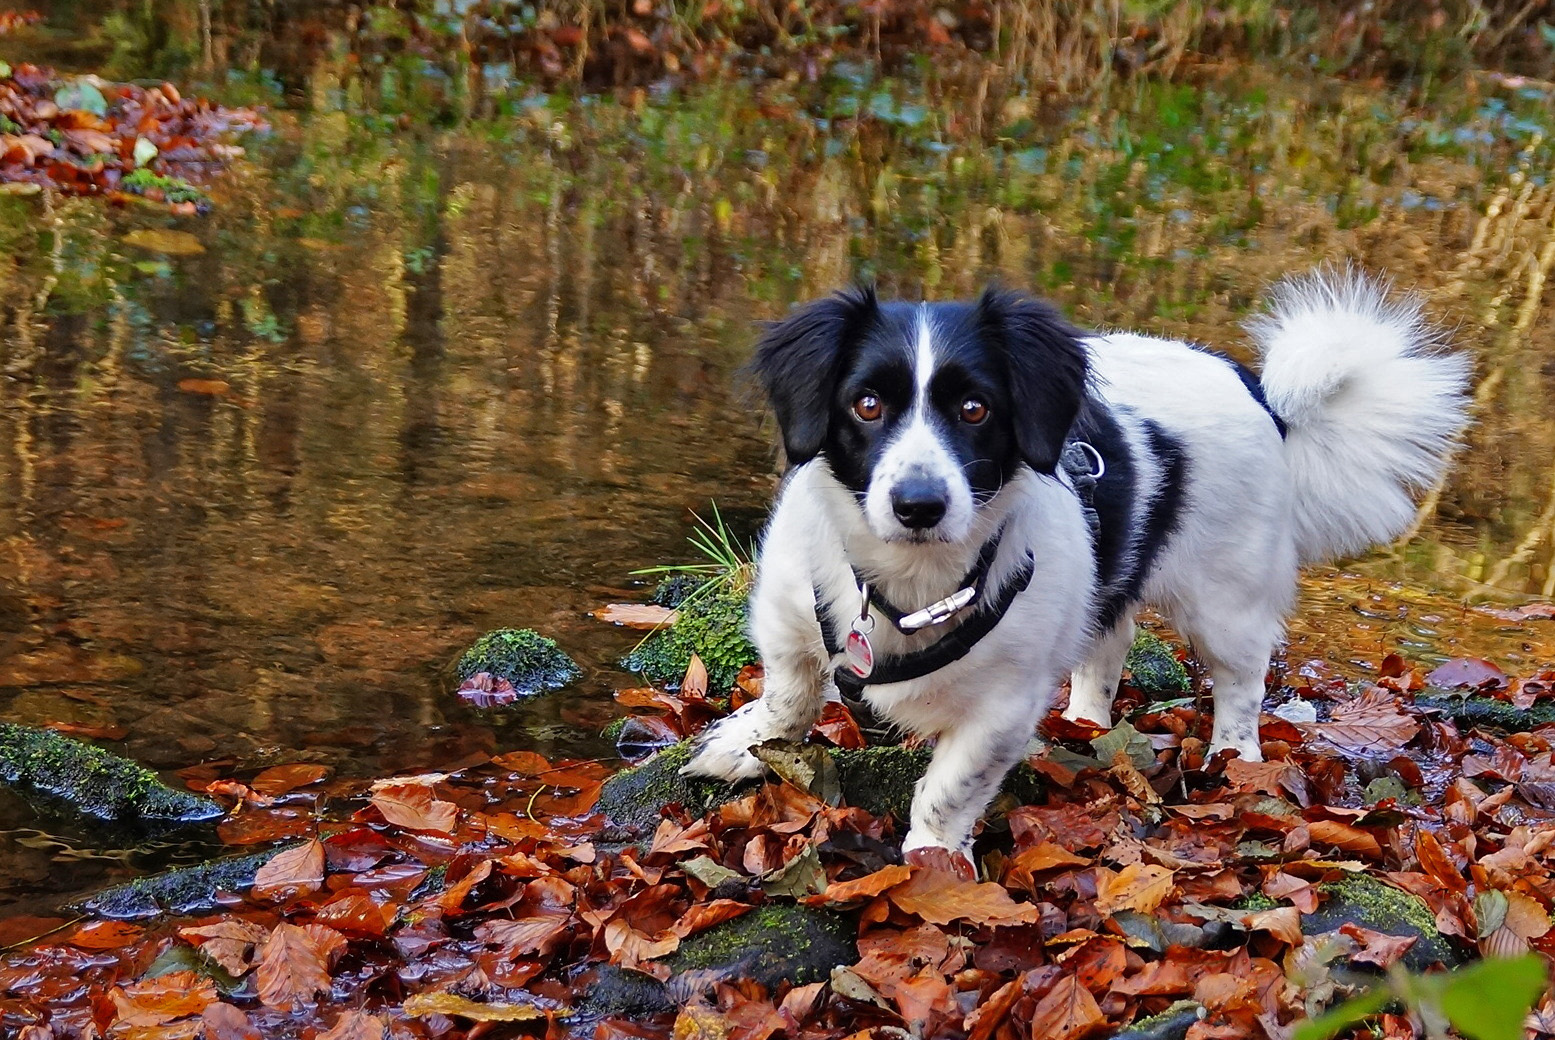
[1062, 615, 1136, 727]
[1166, 592, 1285, 763]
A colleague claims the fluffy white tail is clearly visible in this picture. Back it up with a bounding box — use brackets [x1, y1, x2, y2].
[1248, 268, 1472, 565]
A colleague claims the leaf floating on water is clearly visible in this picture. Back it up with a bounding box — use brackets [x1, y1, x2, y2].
[592, 603, 678, 629]
[124, 229, 205, 255]
[403, 992, 554, 1021]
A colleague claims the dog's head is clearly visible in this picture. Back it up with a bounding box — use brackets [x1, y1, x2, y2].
[752, 287, 1089, 543]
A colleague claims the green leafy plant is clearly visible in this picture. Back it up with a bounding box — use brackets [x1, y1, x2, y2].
[1296, 955, 1548, 1040]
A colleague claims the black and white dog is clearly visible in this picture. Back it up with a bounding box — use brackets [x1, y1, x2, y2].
[683, 270, 1470, 861]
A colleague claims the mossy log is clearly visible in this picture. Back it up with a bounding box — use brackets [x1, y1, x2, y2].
[70, 845, 290, 920]
[0, 724, 222, 829]
[1414, 690, 1555, 731]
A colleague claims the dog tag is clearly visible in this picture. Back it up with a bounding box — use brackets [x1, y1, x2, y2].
[844, 617, 875, 678]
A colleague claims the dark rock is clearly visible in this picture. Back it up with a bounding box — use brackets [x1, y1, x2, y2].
[1304, 874, 1464, 971]
[70, 845, 291, 920]
[574, 964, 674, 1017]
[624, 585, 756, 692]
[665, 903, 857, 991]
[1113, 1001, 1203, 1040]
[1126, 630, 1190, 700]
[0, 724, 223, 829]
[456, 628, 581, 697]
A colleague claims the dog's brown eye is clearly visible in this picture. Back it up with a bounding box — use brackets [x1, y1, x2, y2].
[853, 394, 883, 422]
[961, 398, 989, 424]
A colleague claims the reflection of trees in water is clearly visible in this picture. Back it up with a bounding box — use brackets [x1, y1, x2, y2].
[0, 63, 1550, 783]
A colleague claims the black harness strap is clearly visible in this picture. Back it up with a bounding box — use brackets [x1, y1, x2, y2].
[814, 442, 1102, 698]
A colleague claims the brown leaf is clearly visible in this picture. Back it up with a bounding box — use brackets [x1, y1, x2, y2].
[1242, 906, 1303, 945]
[1307, 688, 1420, 756]
[1094, 863, 1175, 916]
[671, 899, 753, 938]
[1026, 974, 1106, 1040]
[179, 919, 269, 976]
[592, 603, 677, 629]
[318, 1011, 386, 1040]
[201, 1002, 261, 1040]
[808, 864, 914, 906]
[604, 918, 680, 966]
[66, 919, 144, 950]
[252, 838, 325, 899]
[370, 782, 457, 833]
[1306, 820, 1382, 858]
[1339, 924, 1418, 968]
[888, 867, 1041, 926]
[403, 992, 550, 1021]
[475, 909, 572, 958]
[255, 922, 332, 1010]
[249, 763, 330, 795]
[108, 971, 218, 1030]
[681, 653, 709, 699]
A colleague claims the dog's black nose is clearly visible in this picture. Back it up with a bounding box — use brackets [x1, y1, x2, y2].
[891, 478, 948, 529]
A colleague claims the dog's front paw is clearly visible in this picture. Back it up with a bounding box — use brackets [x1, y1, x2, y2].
[903, 844, 976, 881]
[680, 712, 768, 783]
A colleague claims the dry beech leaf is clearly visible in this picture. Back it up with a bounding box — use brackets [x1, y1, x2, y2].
[592, 603, 677, 629]
[888, 867, 1041, 926]
[255, 923, 332, 1010]
[370, 782, 457, 833]
[403, 991, 552, 1021]
[252, 838, 325, 899]
[317, 1010, 387, 1040]
[1094, 864, 1175, 916]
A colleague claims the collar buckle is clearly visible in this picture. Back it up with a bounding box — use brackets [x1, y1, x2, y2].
[895, 585, 979, 631]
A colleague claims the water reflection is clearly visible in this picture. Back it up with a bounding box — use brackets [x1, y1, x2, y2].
[0, 36, 1552, 909]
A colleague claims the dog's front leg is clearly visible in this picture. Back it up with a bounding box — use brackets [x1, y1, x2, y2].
[680, 647, 827, 781]
[901, 693, 1046, 859]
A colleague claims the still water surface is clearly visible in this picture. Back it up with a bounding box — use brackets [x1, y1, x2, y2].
[0, 36, 1553, 909]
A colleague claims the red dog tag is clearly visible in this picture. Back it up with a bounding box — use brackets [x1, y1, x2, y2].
[844, 618, 875, 678]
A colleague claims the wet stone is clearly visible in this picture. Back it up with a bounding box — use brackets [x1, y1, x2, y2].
[1305, 874, 1464, 971]
[456, 628, 581, 697]
[0, 724, 223, 830]
[70, 846, 290, 920]
[665, 903, 858, 991]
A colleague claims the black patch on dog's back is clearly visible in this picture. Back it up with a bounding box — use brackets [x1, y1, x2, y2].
[1085, 415, 1189, 632]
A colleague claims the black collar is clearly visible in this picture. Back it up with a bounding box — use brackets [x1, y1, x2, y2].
[812, 439, 1103, 698]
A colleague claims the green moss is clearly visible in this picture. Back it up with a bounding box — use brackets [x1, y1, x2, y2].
[1234, 891, 1280, 912]
[1415, 691, 1555, 731]
[666, 903, 857, 987]
[456, 628, 581, 695]
[1126, 630, 1191, 699]
[601, 715, 630, 743]
[1116, 1001, 1203, 1040]
[625, 585, 756, 692]
[120, 168, 207, 204]
[1307, 874, 1461, 970]
[72, 846, 287, 919]
[0, 724, 222, 828]
[596, 741, 746, 842]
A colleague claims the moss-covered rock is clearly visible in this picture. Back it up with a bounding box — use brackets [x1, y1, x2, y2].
[456, 628, 581, 696]
[596, 740, 1043, 845]
[0, 724, 223, 828]
[665, 903, 857, 989]
[71, 846, 289, 919]
[1304, 874, 1462, 971]
[624, 585, 756, 692]
[1114, 1001, 1203, 1040]
[1126, 630, 1191, 700]
[574, 964, 674, 1017]
[1414, 690, 1555, 731]
[652, 574, 713, 609]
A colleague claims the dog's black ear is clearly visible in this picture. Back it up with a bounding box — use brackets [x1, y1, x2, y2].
[751, 287, 878, 464]
[979, 288, 1089, 474]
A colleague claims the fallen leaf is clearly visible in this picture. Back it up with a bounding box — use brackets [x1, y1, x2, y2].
[403, 992, 551, 1021]
[1094, 864, 1176, 916]
[124, 228, 206, 255]
[370, 782, 457, 833]
[888, 867, 1041, 926]
[179, 919, 269, 976]
[249, 763, 330, 795]
[255, 923, 332, 1010]
[593, 603, 678, 628]
[1026, 974, 1106, 1040]
[252, 838, 325, 899]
